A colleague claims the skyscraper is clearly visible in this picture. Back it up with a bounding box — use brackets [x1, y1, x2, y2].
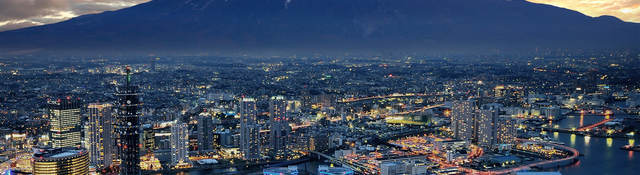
[239, 97, 261, 161]
[142, 124, 155, 153]
[114, 66, 141, 175]
[269, 96, 290, 160]
[496, 117, 518, 145]
[197, 113, 214, 153]
[171, 121, 190, 166]
[451, 100, 476, 142]
[87, 103, 114, 169]
[476, 109, 498, 148]
[47, 97, 82, 148]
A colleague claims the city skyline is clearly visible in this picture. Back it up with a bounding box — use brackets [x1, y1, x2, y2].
[0, 0, 639, 175]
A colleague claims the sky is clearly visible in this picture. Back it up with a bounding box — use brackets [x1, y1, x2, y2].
[0, 0, 638, 32]
[528, 0, 640, 22]
[0, 0, 150, 31]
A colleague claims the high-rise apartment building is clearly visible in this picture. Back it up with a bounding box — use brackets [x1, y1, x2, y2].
[476, 109, 498, 148]
[197, 113, 214, 153]
[240, 97, 261, 160]
[451, 100, 476, 142]
[171, 121, 190, 166]
[87, 103, 114, 169]
[496, 117, 518, 145]
[269, 96, 290, 160]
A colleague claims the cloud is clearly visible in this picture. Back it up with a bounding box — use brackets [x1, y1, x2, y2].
[0, 20, 44, 31]
[528, 0, 640, 23]
[0, 0, 149, 31]
[1, 0, 638, 32]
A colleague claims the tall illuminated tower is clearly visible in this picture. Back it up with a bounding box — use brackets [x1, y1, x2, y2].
[269, 96, 290, 160]
[115, 66, 141, 174]
[240, 97, 261, 161]
[47, 97, 82, 148]
[197, 113, 214, 153]
[87, 103, 114, 169]
[476, 109, 498, 148]
[451, 100, 476, 142]
[171, 121, 190, 166]
[496, 117, 518, 145]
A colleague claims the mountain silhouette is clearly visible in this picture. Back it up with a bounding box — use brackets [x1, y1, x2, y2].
[0, 0, 638, 56]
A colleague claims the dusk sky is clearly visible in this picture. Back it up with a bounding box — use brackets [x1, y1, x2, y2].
[0, 0, 638, 32]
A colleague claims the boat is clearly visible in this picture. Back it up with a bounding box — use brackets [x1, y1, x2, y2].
[197, 159, 219, 165]
[620, 145, 640, 152]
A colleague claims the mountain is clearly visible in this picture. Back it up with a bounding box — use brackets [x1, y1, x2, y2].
[0, 0, 638, 56]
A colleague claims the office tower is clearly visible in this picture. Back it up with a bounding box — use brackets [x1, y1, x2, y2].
[239, 97, 261, 160]
[47, 97, 82, 148]
[171, 121, 190, 166]
[476, 109, 498, 148]
[212, 130, 232, 149]
[83, 122, 90, 151]
[310, 131, 330, 152]
[32, 147, 89, 175]
[451, 100, 476, 142]
[197, 114, 214, 153]
[114, 66, 141, 175]
[142, 124, 155, 153]
[269, 96, 290, 160]
[87, 103, 114, 169]
[496, 117, 518, 145]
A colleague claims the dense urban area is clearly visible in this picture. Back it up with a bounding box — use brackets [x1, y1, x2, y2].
[1, 53, 639, 175]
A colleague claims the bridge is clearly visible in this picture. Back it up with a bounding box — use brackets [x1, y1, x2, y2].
[536, 114, 615, 136]
[309, 151, 375, 175]
[577, 118, 613, 131]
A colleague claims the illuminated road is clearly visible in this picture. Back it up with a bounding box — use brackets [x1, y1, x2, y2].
[379, 104, 444, 117]
[291, 123, 311, 130]
[339, 93, 440, 103]
[340, 93, 445, 118]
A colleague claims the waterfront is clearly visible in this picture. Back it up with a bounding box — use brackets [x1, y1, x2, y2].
[546, 115, 639, 175]
[180, 114, 639, 175]
[183, 161, 322, 175]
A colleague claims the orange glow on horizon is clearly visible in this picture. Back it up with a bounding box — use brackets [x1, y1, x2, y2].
[528, 0, 640, 23]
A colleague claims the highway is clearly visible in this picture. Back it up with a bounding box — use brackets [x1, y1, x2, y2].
[379, 104, 444, 117]
[339, 93, 440, 103]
